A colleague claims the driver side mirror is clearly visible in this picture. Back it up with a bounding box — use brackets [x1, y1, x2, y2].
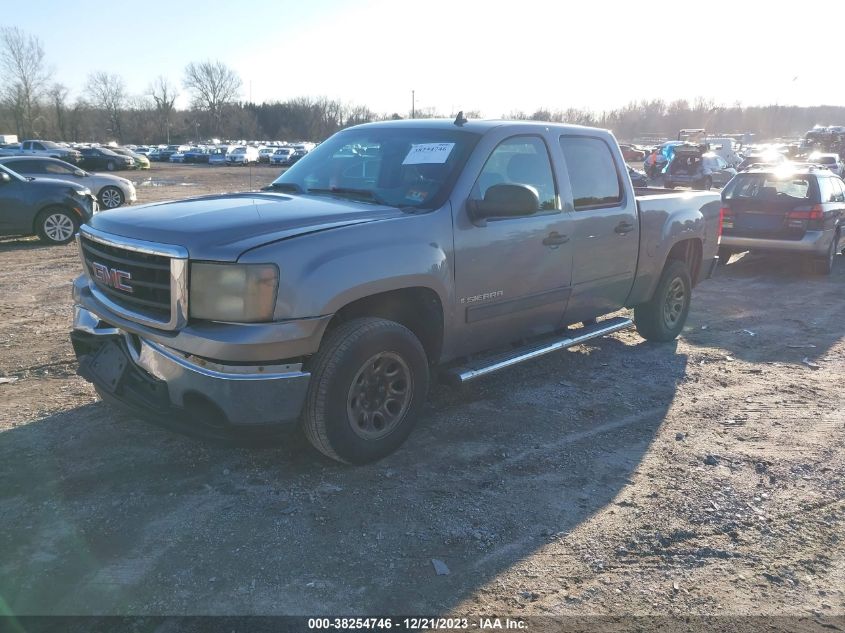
[467, 183, 540, 223]
[0, 172, 10, 184]
[74, 169, 85, 177]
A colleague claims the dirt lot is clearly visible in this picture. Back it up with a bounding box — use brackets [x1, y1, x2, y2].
[0, 162, 843, 623]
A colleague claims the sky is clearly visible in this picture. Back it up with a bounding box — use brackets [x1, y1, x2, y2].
[7, 0, 845, 117]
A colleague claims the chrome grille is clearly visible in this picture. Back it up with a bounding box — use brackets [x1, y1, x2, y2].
[78, 226, 189, 330]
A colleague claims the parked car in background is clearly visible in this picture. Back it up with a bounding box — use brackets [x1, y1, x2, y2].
[158, 145, 189, 162]
[78, 147, 134, 171]
[737, 151, 787, 172]
[258, 147, 276, 163]
[0, 163, 98, 244]
[208, 147, 228, 166]
[226, 146, 259, 165]
[134, 146, 151, 156]
[619, 143, 646, 161]
[109, 147, 150, 169]
[0, 156, 136, 209]
[170, 149, 187, 163]
[808, 152, 844, 177]
[705, 138, 742, 167]
[664, 144, 737, 190]
[18, 140, 82, 164]
[185, 147, 210, 163]
[270, 147, 295, 165]
[720, 167, 845, 273]
[627, 165, 649, 187]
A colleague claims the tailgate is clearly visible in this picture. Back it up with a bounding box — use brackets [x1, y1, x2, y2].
[722, 174, 817, 240]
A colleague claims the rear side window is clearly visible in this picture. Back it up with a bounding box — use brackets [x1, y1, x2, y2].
[832, 179, 845, 202]
[724, 174, 813, 201]
[559, 136, 622, 210]
[818, 177, 836, 202]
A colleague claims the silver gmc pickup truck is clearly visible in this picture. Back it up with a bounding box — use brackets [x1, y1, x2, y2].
[70, 119, 722, 463]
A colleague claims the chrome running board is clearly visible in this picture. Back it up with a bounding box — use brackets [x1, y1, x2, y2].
[442, 316, 633, 384]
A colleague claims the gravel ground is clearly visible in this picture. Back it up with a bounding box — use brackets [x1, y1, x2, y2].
[0, 163, 842, 624]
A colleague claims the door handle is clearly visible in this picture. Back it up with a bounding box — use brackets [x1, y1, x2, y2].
[615, 221, 635, 234]
[542, 231, 569, 246]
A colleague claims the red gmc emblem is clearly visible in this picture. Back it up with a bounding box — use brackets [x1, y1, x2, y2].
[91, 262, 133, 293]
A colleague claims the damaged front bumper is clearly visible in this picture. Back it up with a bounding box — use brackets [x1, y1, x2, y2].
[71, 306, 310, 431]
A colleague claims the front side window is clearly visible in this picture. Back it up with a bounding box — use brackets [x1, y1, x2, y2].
[560, 136, 623, 210]
[470, 135, 557, 211]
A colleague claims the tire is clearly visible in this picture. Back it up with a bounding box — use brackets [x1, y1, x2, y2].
[36, 207, 78, 245]
[634, 260, 692, 342]
[106, 160, 116, 171]
[302, 317, 430, 464]
[813, 230, 838, 275]
[98, 186, 125, 209]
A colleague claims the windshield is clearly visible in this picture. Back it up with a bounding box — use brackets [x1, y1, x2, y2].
[271, 127, 480, 209]
[812, 156, 836, 164]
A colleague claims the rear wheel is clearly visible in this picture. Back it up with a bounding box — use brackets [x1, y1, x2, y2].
[98, 186, 124, 209]
[36, 207, 78, 245]
[813, 230, 838, 275]
[302, 317, 429, 464]
[635, 260, 692, 342]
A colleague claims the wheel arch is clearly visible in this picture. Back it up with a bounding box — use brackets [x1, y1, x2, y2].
[322, 287, 445, 365]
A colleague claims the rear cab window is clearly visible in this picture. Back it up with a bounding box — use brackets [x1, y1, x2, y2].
[559, 136, 623, 210]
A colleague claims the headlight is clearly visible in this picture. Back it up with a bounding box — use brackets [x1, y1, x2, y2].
[189, 263, 279, 322]
[74, 188, 91, 196]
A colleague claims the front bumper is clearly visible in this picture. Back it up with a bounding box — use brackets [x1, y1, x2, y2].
[72, 306, 311, 428]
[721, 230, 832, 255]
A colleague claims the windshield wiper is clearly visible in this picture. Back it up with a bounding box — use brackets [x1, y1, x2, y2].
[307, 187, 387, 205]
[262, 182, 302, 193]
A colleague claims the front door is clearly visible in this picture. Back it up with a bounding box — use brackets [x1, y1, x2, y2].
[451, 134, 574, 357]
[0, 176, 30, 233]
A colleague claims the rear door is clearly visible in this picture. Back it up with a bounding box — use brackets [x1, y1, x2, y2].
[723, 173, 818, 240]
[559, 135, 639, 322]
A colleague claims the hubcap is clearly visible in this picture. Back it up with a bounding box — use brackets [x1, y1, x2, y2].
[44, 213, 74, 242]
[101, 188, 122, 208]
[662, 277, 686, 327]
[347, 352, 412, 441]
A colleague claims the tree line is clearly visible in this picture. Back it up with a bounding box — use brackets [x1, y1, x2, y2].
[2, 26, 845, 145]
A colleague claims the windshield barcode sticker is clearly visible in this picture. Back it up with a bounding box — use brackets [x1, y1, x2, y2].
[402, 143, 455, 165]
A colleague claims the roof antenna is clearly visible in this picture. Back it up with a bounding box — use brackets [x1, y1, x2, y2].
[453, 110, 467, 126]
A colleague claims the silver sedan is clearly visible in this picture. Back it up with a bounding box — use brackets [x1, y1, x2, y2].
[0, 156, 137, 209]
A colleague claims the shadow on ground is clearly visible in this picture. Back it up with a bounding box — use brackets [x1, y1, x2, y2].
[1, 337, 687, 615]
[683, 251, 845, 363]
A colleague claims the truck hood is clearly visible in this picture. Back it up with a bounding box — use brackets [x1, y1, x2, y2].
[87, 192, 406, 261]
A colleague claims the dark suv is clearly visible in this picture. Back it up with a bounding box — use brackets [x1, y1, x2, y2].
[719, 167, 845, 273]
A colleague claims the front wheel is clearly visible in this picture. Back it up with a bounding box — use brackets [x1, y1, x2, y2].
[302, 317, 430, 464]
[98, 186, 125, 209]
[36, 207, 78, 245]
[634, 260, 692, 342]
[813, 230, 838, 275]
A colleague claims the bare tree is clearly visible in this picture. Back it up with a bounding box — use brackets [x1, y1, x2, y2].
[182, 60, 241, 135]
[0, 27, 50, 138]
[149, 75, 177, 142]
[47, 83, 69, 139]
[86, 71, 126, 141]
